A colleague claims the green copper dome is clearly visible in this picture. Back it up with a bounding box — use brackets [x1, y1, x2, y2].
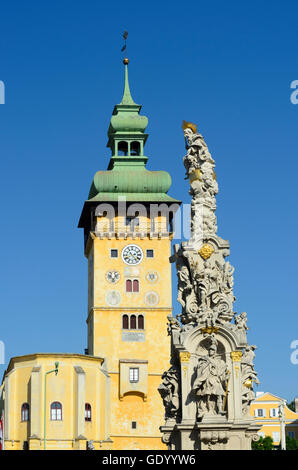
[88, 169, 172, 202]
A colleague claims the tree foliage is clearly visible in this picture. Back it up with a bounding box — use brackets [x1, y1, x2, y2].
[252, 435, 274, 450]
[287, 400, 296, 412]
[286, 436, 298, 450]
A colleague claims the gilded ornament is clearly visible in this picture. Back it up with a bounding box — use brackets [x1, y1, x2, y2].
[179, 351, 191, 363]
[189, 169, 202, 183]
[198, 244, 214, 260]
[201, 327, 219, 334]
[244, 379, 253, 389]
[230, 351, 242, 362]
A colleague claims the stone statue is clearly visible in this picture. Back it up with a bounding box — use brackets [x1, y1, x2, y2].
[193, 340, 228, 418]
[241, 345, 259, 414]
[158, 366, 180, 421]
[233, 312, 249, 343]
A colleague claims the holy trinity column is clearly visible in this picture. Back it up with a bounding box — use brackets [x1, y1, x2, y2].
[158, 122, 261, 450]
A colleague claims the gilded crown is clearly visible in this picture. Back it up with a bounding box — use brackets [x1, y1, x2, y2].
[182, 120, 197, 134]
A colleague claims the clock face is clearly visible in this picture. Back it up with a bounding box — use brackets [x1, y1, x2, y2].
[121, 244, 143, 265]
[106, 270, 120, 283]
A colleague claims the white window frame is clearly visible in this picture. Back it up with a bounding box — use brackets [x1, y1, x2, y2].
[50, 402, 62, 421]
[272, 431, 280, 443]
[269, 408, 278, 418]
[129, 367, 139, 383]
[255, 408, 266, 417]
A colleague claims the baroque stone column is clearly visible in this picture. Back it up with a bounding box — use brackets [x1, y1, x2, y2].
[159, 121, 261, 450]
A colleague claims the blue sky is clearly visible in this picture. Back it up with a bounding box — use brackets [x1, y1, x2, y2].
[0, 0, 297, 402]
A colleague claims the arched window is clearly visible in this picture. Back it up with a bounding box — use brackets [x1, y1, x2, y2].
[118, 141, 128, 156]
[21, 403, 30, 422]
[138, 315, 144, 330]
[126, 279, 132, 292]
[50, 402, 62, 421]
[122, 314, 129, 329]
[126, 279, 139, 293]
[130, 315, 137, 329]
[85, 403, 92, 422]
[130, 141, 140, 156]
[133, 279, 139, 293]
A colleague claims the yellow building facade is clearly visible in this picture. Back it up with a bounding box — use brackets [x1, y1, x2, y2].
[250, 392, 298, 446]
[0, 60, 180, 450]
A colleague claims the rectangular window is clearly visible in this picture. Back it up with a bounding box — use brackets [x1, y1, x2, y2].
[132, 421, 137, 429]
[146, 249, 154, 258]
[129, 367, 139, 383]
[110, 249, 118, 258]
[288, 431, 295, 439]
[270, 408, 278, 417]
[256, 408, 266, 417]
[272, 432, 280, 443]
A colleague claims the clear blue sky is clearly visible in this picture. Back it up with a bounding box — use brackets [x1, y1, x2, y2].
[0, 0, 297, 402]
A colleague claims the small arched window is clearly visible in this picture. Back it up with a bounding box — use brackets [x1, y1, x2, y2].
[133, 279, 139, 293]
[118, 141, 128, 156]
[50, 401, 62, 421]
[21, 403, 30, 422]
[138, 315, 144, 330]
[85, 403, 92, 422]
[126, 279, 132, 292]
[130, 141, 140, 156]
[130, 315, 137, 329]
[122, 314, 129, 329]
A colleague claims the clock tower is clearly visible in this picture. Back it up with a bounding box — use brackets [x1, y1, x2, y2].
[78, 59, 180, 450]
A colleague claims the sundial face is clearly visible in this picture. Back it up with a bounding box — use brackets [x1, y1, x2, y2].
[121, 244, 143, 265]
[106, 270, 120, 283]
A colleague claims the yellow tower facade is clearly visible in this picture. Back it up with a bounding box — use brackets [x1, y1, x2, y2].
[78, 59, 180, 450]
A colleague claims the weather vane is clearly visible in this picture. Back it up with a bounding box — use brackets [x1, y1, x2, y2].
[121, 30, 129, 63]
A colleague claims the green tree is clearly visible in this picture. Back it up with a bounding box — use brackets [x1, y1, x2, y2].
[286, 435, 298, 450]
[252, 435, 274, 450]
[287, 400, 296, 412]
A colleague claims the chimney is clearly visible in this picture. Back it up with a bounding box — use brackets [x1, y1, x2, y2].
[295, 397, 298, 413]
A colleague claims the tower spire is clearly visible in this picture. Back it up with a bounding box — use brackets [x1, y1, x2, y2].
[120, 58, 137, 106]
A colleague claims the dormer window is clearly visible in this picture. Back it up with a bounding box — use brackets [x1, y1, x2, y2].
[118, 141, 128, 156]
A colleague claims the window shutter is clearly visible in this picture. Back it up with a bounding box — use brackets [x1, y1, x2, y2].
[262, 408, 266, 417]
[254, 409, 259, 417]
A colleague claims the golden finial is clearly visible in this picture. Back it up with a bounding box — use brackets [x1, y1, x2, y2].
[182, 120, 197, 133]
